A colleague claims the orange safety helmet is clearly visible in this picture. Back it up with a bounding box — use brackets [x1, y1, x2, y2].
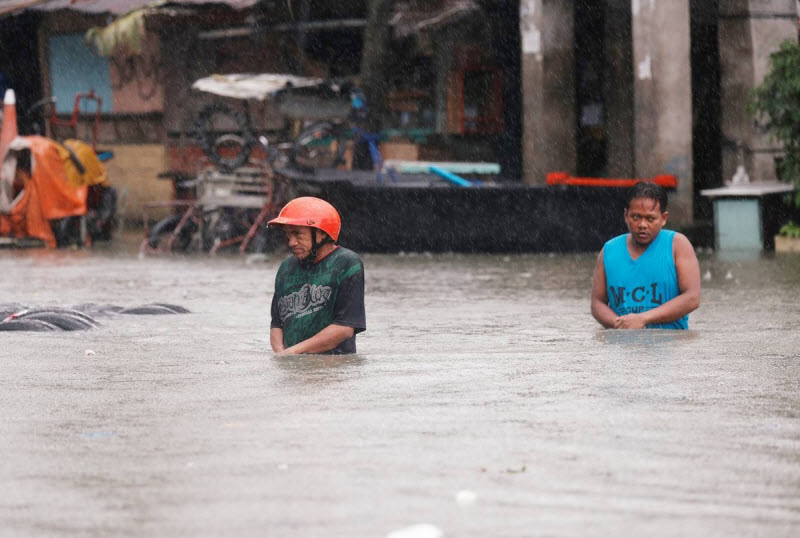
[267, 196, 341, 241]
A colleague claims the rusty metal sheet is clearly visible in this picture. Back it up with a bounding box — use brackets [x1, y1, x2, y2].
[1, 0, 258, 17]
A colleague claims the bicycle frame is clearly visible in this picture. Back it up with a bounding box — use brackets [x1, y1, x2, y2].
[54, 89, 103, 150]
[350, 126, 395, 184]
[141, 166, 288, 255]
[28, 89, 103, 150]
[292, 121, 397, 184]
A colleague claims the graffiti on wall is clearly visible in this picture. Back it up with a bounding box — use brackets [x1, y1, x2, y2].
[109, 53, 162, 100]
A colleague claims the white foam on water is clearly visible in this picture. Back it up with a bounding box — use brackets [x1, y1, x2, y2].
[455, 489, 477, 506]
[386, 524, 443, 538]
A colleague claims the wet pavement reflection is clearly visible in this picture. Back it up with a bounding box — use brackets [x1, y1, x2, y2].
[1, 236, 799, 537]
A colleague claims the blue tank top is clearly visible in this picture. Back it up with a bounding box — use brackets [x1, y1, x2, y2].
[602, 229, 688, 330]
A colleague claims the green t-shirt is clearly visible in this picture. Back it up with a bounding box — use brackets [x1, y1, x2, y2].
[270, 246, 366, 354]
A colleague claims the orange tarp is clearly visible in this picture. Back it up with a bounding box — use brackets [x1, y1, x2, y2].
[59, 139, 109, 188]
[0, 136, 87, 247]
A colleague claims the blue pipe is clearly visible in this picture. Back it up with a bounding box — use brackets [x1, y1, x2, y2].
[429, 165, 472, 187]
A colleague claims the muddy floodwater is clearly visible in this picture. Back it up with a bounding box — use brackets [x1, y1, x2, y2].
[1, 235, 799, 537]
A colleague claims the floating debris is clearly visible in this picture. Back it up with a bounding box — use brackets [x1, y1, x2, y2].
[0, 303, 27, 319]
[0, 308, 98, 331]
[0, 319, 60, 332]
[13, 309, 98, 331]
[71, 303, 124, 317]
[0, 303, 190, 331]
[386, 524, 443, 538]
[119, 303, 190, 315]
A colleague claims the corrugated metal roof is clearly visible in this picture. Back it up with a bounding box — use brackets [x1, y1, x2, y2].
[391, 0, 479, 37]
[0, 0, 258, 18]
[197, 0, 481, 41]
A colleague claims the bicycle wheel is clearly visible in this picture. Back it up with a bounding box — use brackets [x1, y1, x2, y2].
[192, 102, 255, 171]
[201, 209, 235, 251]
[147, 214, 197, 252]
[291, 122, 346, 170]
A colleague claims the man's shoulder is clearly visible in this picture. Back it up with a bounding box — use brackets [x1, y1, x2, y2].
[277, 255, 298, 274]
[667, 230, 690, 242]
[658, 228, 689, 245]
[332, 246, 363, 267]
[327, 247, 363, 284]
[604, 233, 628, 250]
[667, 230, 696, 254]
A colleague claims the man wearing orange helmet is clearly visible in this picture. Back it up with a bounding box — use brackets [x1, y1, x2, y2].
[267, 197, 366, 354]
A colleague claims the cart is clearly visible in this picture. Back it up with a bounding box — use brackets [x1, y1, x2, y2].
[141, 165, 290, 255]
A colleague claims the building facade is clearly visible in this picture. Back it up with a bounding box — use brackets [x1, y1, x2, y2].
[2, 0, 799, 229]
[520, 0, 799, 225]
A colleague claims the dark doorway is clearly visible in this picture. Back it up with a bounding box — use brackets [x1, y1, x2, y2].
[0, 12, 44, 136]
[690, 0, 722, 220]
[486, 0, 522, 180]
[292, 0, 366, 76]
[574, 0, 607, 177]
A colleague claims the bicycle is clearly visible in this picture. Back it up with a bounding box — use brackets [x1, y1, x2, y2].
[26, 89, 105, 151]
[192, 79, 395, 182]
[142, 139, 295, 255]
[190, 76, 350, 172]
[290, 121, 395, 182]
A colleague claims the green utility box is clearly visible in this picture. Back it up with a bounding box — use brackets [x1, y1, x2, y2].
[701, 182, 795, 251]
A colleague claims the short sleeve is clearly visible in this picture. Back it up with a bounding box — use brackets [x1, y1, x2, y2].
[270, 275, 282, 329]
[332, 267, 366, 333]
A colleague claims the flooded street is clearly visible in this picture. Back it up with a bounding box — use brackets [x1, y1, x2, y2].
[1, 236, 799, 537]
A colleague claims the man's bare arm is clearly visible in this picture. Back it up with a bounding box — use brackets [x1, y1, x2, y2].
[617, 233, 701, 328]
[279, 324, 355, 355]
[641, 233, 700, 324]
[270, 327, 285, 353]
[591, 249, 618, 328]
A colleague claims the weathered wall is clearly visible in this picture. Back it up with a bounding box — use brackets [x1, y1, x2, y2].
[719, 0, 798, 183]
[37, 11, 167, 226]
[631, 0, 694, 224]
[109, 33, 164, 114]
[519, 0, 576, 184]
[39, 12, 165, 121]
[103, 144, 171, 227]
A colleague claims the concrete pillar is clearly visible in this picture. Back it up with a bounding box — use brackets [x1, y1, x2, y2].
[632, 0, 694, 224]
[718, 0, 798, 183]
[519, 0, 576, 184]
[604, 0, 634, 178]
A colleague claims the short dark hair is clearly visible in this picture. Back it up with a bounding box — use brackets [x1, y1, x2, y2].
[628, 181, 667, 212]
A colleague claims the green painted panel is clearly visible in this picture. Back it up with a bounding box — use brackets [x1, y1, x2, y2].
[713, 198, 762, 250]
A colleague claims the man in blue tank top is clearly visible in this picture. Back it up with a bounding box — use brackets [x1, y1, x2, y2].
[591, 182, 700, 329]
